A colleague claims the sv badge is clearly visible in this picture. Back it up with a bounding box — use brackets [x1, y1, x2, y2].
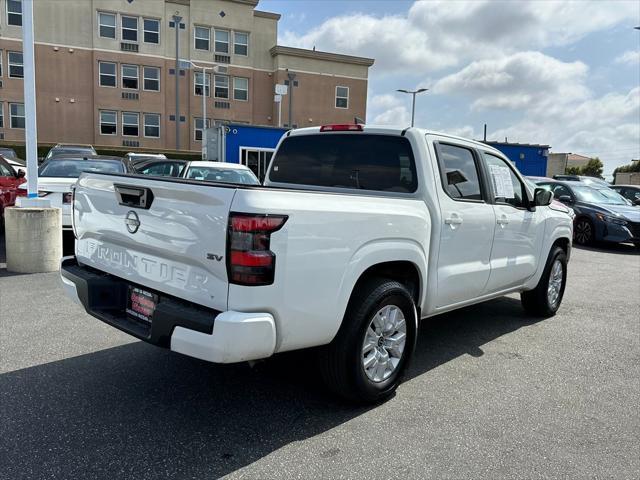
[207, 254, 223, 262]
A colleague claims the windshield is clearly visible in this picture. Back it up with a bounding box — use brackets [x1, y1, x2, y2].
[596, 188, 630, 205]
[39, 160, 124, 178]
[572, 185, 626, 205]
[185, 166, 259, 185]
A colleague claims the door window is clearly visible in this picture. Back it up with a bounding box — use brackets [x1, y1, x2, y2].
[483, 153, 526, 208]
[0, 160, 14, 177]
[435, 143, 483, 200]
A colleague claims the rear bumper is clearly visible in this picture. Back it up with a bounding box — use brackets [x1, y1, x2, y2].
[60, 257, 276, 363]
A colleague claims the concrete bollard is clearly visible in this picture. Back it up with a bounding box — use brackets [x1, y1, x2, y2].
[4, 207, 62, 273]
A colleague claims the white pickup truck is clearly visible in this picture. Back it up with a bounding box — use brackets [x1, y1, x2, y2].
[61, 125, 573, 402]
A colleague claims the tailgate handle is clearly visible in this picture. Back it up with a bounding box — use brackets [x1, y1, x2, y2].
[114, 184, 154, 209]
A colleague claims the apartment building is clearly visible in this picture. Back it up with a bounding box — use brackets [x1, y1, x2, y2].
[0, 0, 374, 152]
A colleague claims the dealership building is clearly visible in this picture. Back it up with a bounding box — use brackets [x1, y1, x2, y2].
[0, 0, 374, 153]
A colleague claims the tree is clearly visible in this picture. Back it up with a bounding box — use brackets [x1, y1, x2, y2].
[565, 157, 604, 179]
[581, 158, 604, 179]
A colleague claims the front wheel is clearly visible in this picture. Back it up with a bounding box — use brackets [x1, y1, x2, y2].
[318, 278, 417, 403]
[574, 218, 594, 246]
[521, 246, 568, 317]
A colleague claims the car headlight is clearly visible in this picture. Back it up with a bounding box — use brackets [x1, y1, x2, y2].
[595, 213, 628, 225]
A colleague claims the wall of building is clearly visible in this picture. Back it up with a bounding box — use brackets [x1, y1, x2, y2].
[615, 172, 640, 186]
[486, 142, 549, 177]
[0, 0, 373, 152]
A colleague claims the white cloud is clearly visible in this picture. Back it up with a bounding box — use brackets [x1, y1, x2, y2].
[614, 50, 640, 66]
[280, 0, 638, 74]
[368, 94, 411, 126]
[432, 52, 590, 111]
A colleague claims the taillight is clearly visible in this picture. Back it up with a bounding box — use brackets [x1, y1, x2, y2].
[227, 213, 287, 286]
[319, 124, 363, 132]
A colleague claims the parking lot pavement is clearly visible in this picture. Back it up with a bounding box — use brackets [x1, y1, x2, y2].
[1, 237, 638, 480]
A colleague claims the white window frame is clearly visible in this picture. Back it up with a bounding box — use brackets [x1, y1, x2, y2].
[194, 26, 210, 51]
[233, 31, 249, 56]
[9, 102, 25, 129]
[0, 50, 3, 77]
[99, 110, 117, 136]
[98, 11, 117, 39]
[143, 113, 160, 138]
[142, 66, 160, 91]
[6, 0, 22, 27]
[143, 17, 160, 44]
[121, 15, 138, 43]
[98, 61, 117, 88]
[335, 86, 349, 109]
[214, 29, 229, 54]
[194, 117, 210, 142]
[0, 103, 4, 129]
[233, 77, 248, 101]
[214, 74, 229, 99]
[122, 112, 139, 137]
[194, 71, 210, 97]
[121, 64, 139, 90]
[8, 51, 23, 79]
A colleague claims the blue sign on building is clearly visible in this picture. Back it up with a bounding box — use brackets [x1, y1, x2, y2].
[483, 141, 550, 177]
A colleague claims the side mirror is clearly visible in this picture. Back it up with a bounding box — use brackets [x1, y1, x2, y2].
[534, 188, 553, 206]
[16, 170, 26, 179]
[558, 195, 572, 204]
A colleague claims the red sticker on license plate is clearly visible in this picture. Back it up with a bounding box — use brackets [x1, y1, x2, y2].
[126, 287, 158, 324]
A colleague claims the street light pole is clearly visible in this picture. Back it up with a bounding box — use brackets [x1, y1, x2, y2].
[22, 0, 38, 199]
[172, 14, 183, 151]
[287, 70, 296, 128]
[396, 88, 428, 127]
[190, 61, 213, 160]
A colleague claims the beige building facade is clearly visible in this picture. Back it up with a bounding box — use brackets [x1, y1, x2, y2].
[0, 0, 374, 152]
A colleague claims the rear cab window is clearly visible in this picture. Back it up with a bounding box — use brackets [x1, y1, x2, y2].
[268, 134, 418, 193]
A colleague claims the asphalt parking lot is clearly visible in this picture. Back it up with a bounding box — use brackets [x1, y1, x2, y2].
[1, 236, 638, 480]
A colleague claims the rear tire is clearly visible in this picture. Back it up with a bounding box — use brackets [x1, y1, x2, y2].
[318, 278, 417, 404]
[521, 246, 567, 317]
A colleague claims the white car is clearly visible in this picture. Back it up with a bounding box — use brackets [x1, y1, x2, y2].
[182, 161, 259, 185]
[39, 156, 126, 230]
[61, 124, 572, 402]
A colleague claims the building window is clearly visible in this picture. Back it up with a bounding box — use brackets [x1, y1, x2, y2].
[8, 51, 23, 78]
[121, 15, 138, 42]
[143, 18, 159, 44]
[99, 61, 117, 87]
[99, 110, 117, 135]
[122, 112, 139, 137]
[194, 26, 210, 51]
[98, 12, 116, 39]
[143, 66, 160, 91]
[233, 77, 248, 101]
[0, 104, 4, 128]
[233, 32, 248, 56]
[194, 71, 210, 96]
[144, 113, 160, 138]
[121, 64, 139, 89]
[10, 103, 25, 129]
[335, 86, 349, 109]
[7, 0, 22, 27]
[194, 117, 210, 141]
[214, 75, 229, 99]
[214, 29, 229, 53]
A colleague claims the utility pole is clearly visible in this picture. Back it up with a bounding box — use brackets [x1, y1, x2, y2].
[172, 14, 183, 151]
[23, 0, 38, 199]
[396, 88, 428, 127]
[189, 61, 214, 160]
[287, 70, 296, 128]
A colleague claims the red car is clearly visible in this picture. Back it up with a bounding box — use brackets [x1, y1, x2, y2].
[0, 154, 27, 229]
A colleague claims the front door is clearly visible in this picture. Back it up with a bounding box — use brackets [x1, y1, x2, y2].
[482, 152, 544, 292]
[433, 141, 496, 308]
[241, 148, 273, 183]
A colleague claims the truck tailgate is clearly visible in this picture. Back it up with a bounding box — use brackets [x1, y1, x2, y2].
[73, 173, 236, 311]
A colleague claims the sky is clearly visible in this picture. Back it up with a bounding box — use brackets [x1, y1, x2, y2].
[260, 0, 640, 176]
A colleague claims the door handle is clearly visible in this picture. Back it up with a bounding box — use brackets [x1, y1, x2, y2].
[497, 215, 510, 226]
[445, 214, 463, 228]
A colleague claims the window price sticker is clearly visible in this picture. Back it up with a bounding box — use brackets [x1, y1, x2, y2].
[489, 164, 515, 199]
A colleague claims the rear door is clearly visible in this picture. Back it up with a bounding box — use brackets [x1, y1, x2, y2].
[432, 141, 496, 308]
[482, 152, 545, 292]
[74, 173, 235, 311]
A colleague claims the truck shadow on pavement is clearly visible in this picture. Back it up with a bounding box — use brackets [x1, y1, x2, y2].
[0, 296, 541, 479]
